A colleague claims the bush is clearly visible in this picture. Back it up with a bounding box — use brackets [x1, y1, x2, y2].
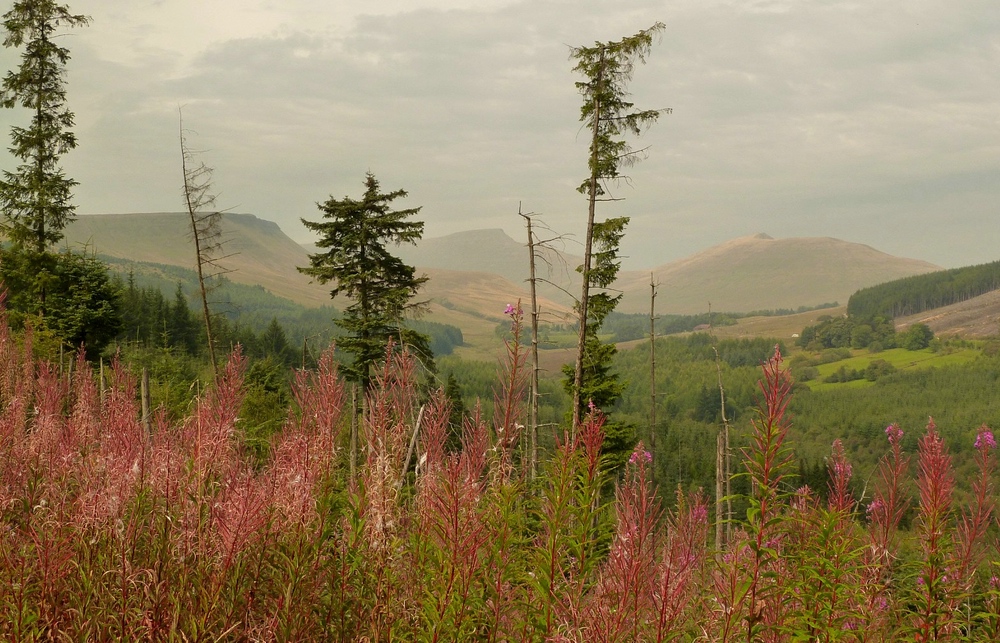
[865, 358, 897, 381]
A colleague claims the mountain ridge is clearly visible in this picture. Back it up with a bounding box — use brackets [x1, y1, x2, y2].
[64, 212, 942, 332]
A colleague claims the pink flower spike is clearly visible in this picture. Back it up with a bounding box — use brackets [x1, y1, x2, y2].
[885, 423, 903, 445]
[975, 427, 996, 452]
[504, 303, 516, 315]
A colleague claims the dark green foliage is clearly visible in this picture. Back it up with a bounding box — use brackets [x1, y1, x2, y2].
[299, 172, 430, 388]
[118, 278, 202, 355]
[0, 0, 89, 253]
[899, 322, 934, 351]
[572, 25, 666, 196]
[117, 344, 204, 421]
[240, 356, 292, 463]
[865, 358, 896, 381]
[611, 334, 775, 491]
[799, 315, 896, 351]
[848, 260, 1000, 319]
[822, 365, 864, 384]
[563, 218, 629, 426]
[406, 319, 463, 356]
[0, 247, 122, 355]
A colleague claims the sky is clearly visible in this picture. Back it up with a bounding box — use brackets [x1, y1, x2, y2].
[1, 0, 998, 269]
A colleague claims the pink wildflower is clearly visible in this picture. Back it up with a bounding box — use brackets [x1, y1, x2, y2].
[866, 497, 886, 520]
[885, 423, 903, 445]
[628, 449, 652, 465]
[974, 427, 996, 452]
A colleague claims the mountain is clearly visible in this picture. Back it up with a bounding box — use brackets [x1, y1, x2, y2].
[614, 234, 940, 314]
[64, 215, 943, 348]
[390, 228, 940, 315]
[64, 214, 568, 360]
[64, 212, 329, 307]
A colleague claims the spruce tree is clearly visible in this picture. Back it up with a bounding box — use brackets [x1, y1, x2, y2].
[568, 23, 666, 429]
[299, 172, 431, 389]
[0, 0, 89, 253]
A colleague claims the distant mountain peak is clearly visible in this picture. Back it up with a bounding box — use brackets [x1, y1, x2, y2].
[752, 232, 773, 240]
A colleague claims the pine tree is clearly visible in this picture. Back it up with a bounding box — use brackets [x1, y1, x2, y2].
[0, 0, 89, 253]
[568, 23, 666, 429]
[298, 172, 431, 389]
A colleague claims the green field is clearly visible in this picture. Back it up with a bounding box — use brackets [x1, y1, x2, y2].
[807, 346, 981, 392]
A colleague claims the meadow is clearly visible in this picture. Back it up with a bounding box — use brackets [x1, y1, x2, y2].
[2, 307, 1000, 641]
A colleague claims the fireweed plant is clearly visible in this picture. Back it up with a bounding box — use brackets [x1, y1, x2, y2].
[2, 304, 1000, 641]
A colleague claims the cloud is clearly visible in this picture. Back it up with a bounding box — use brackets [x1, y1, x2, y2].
[0, 0, 996, 269]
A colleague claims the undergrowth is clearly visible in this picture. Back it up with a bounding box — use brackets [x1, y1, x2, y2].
[0, 306, 998, 641]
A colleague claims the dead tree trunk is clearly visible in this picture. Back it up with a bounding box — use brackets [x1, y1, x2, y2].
[179, 111, 233, 384]
[649, 273, 657, 480]
[520, 208, 541, 480]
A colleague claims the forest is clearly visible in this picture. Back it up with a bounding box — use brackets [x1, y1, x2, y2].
[848, 259, 1000, 319]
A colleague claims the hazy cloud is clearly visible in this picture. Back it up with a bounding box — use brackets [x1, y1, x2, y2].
[0, 0, 996, 268]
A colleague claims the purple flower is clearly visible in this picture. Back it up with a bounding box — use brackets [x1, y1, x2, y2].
[628, 449, 652, 465]
[867, 497, 886, 520]
[504, 304, 516, 316]
[975, 427, 996, 452]
[885, 424, 903, 445]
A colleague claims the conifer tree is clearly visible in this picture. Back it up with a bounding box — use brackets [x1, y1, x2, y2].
[299, 172, 431, 390]
[568, 23, 666, 429]
[0, 0, 89, 253]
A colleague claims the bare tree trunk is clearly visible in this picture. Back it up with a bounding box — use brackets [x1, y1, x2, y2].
[713, 345, 732, 547]
[520, 208, 541, 480]
[399, 405, 425, 488]
[715, 430, 724, 551]
[179, 110, 231, 384]
[649, 273, 657, 478]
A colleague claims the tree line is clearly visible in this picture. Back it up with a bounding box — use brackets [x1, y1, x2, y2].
[848, 259, 1000, 319]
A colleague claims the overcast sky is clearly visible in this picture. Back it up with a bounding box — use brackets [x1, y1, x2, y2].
[1, 0, 997, 269]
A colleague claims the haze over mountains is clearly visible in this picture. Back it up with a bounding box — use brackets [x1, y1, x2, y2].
[64, 213, 940, 326]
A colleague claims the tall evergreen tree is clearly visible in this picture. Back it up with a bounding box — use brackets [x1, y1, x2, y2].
[0, 0, 89, 253]
[298, 172, 431, 389]
[563, 216, 629, 416]
[568, 23, 666, 429]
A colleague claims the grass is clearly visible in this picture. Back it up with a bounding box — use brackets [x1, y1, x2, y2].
[808, 346, 981, 392]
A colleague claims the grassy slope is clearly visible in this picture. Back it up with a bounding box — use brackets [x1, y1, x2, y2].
[808, 346, 980, 392]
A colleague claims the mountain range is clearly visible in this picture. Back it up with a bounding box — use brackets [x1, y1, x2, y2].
[63, 213, 942, 341]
